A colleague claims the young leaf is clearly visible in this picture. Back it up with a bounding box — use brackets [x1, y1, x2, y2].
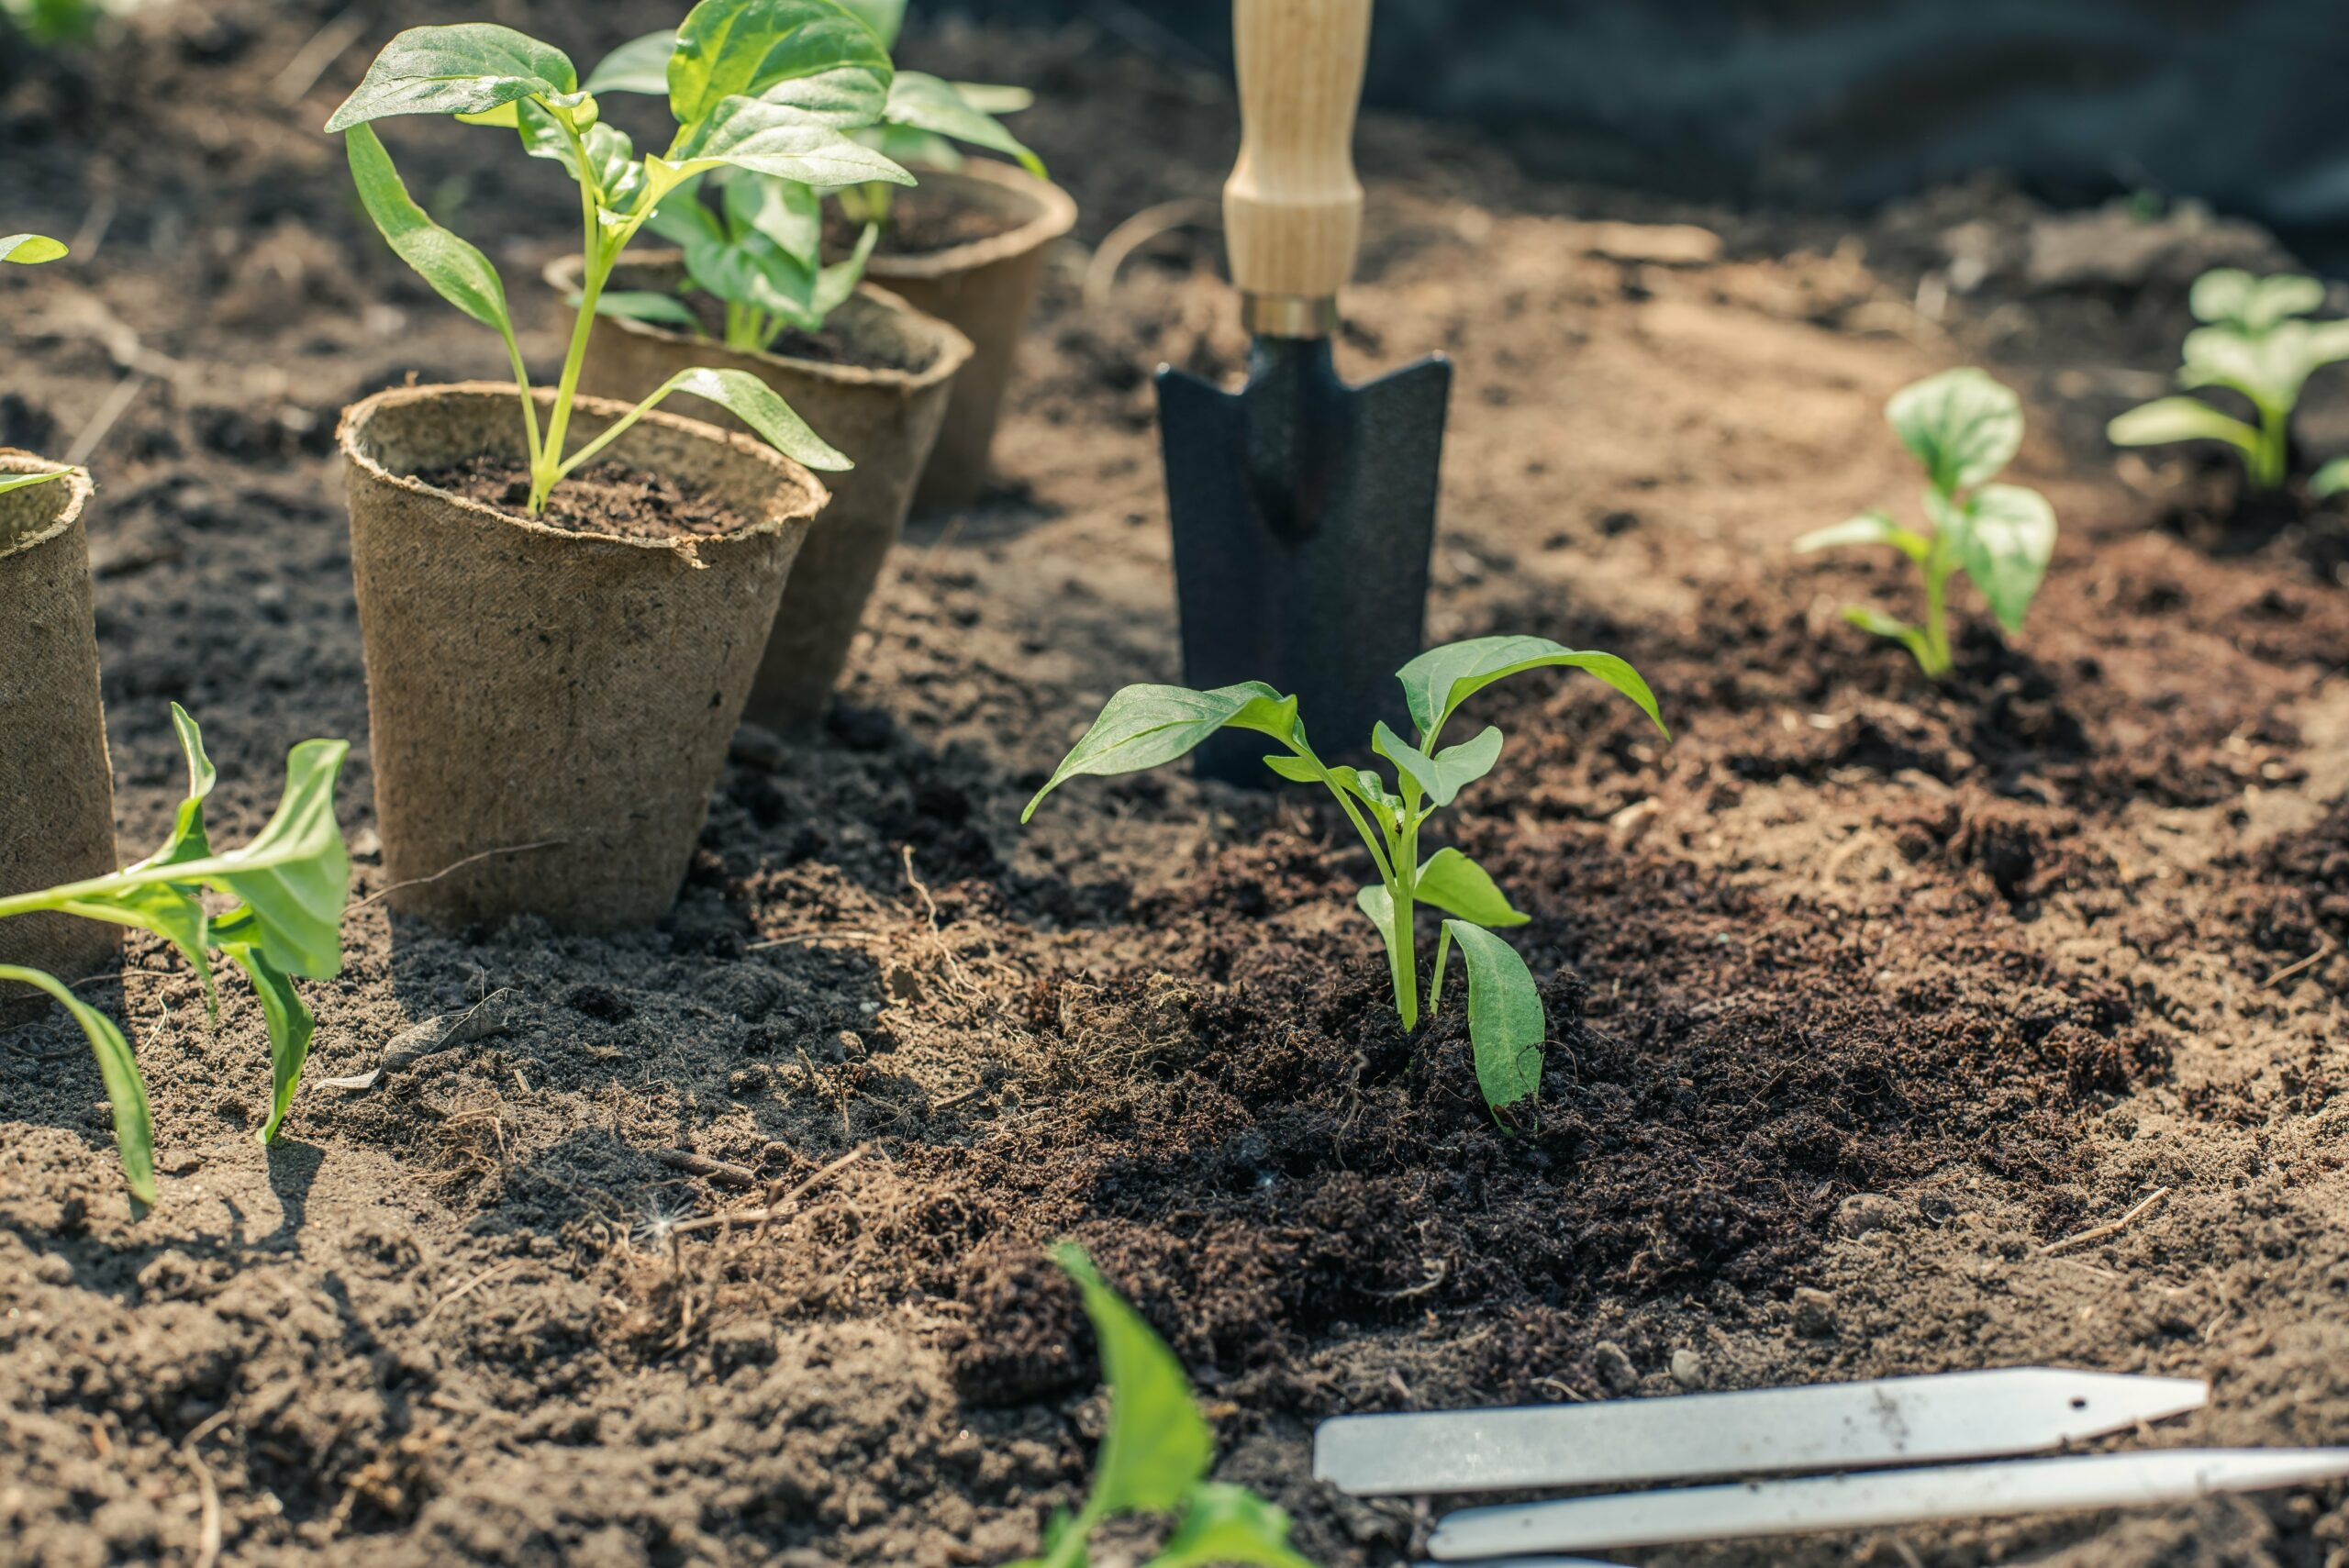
[345, 124, 517, 340]
[1944, 483, 2055, 635]
[1396, 636, 1665, 742]
[1371, 722, 1501, 808]
[1886, 368, 2022, 495]
[2314, 457, 2349, 498]
[595, 291, 707, 332]
[0, 232, 66, 264]
[727, 172, 823, 266]
[213, 906, 316, 1147]
[667, 95, 916, 189]
[0, 470, 72, 496]
[161, 740, 352, 979]
[811, 221, 879, 318]
[1442, 921, 1545, 1113]
[1792, 509, 1930, 562]
[953, 82, 1035, 116]
[583, 29, 676, 96]
[325, 24, 580, 132]
[883, 71, 1044, 176]
[667, 0, 893, 128]
[2191, 269, 2324, 334]
[0, 963, 155, 1205]
[1049, 1244, 1215, 1515]
[1024, 684, 1299, 821]
[636, 364, 852, 470]
[1841, 604, 1935, 669]
[838, 0, 906, 47]
[1414, 849, 1526, 928]
[1354, 882, 1395, 936]
[516, 98, 640, 204]
[2107, 395, 2262, 457]
[1145, 1484, 1319, 1568]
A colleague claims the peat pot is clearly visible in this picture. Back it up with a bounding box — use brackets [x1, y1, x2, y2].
[553, 255, 972, 730]
[338, 384, 829, 933]
[863, 160, 1077, 512]
[0, 453, 119, 1013]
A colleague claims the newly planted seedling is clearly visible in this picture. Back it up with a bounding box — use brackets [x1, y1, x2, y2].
[1023, 637, 1666, 1116]
[326, 2, 921, 512]
[1798, 368, 2056, 679]
[829, 0, 1044, 228]
[1008, 1245, 1317, 1568]
[0, 232, 76, 498]
[2109, 269, 2349, 492]
[0, 707, 352, 1204]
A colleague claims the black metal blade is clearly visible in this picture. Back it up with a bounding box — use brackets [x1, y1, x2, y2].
[1158, 339, 1451, 784]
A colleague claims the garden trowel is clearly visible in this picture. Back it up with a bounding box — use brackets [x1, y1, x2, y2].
[1157, 0, 1450, 784]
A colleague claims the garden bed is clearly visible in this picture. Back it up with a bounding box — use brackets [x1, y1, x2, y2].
[6, 4, 2349, 1565]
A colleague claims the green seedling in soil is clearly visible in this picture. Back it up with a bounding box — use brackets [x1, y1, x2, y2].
[2108, 268, 2349, 492]
[0, 706, 351, 1206]
[829, 0, 1043, 229]
[1007, 1244, 1318, 1568]
[1022, 637, 1666, 1117]
[0, 233, 77, 497]
[1797, 367, 2055, 679]
[326, 2, 919, 513]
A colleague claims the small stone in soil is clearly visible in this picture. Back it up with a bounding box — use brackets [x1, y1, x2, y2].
[1792, 1286, 1839, 1338]
[1589, 1340, 1639, 1395]
[420, 455, 752, 541]
[1671, 1349, 1709, 1389]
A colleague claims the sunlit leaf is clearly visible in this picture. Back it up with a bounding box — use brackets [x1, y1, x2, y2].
[1414, 848, 1526, 928]
[1793, 508, 1930, 562]
[668, 94, 915, 188]
[1372, 721, 1501, 808]
[1886, 367, 2021, 495]
[1397, 635, 1665, 742]
[0, 469, 73, 496]
[651, 364, 850, 470]
[325, 23, 579, 131]
[1945, 482, 2055, 635]
[344, 124, 516, 339]
[0, 963, 153, 1205]
[1025, 684, 1299, 821]
[883, 71, 1043, 176]
[0, 232, 66, 264]
[2106, 395, 2261, 456]
[1144, 1484, 1319, 1568]
[668, 0, 892, 128]
[1444, 921, 1544, 1112]
[1049, 1244, 1214, 1515]
[584, 29, 675, 96]
[214, 907, 316, 1147]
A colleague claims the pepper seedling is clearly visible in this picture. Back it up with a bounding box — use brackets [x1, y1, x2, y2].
[326, 2, 924, 514]
[0, 707, 352, 1206]
[2108, 268, 2349, 493]
[1023, 637, 1666, 1117]
[1797, 368, 2055, 679]
[1007, 1244, 1318, 1568]
[828, 0, 1044, 229]
[0, 232, 77, 498]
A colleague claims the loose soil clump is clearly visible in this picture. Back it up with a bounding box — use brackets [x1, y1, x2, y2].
[420, 455, 752, 540]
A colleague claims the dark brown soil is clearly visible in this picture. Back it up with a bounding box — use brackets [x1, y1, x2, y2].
[419, 454, 751, 540]
[835, 184, 1029, 259]
[8, 4, 2349, 1568]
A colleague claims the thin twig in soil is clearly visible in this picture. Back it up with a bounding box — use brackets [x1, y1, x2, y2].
[2043, 1186, 2172, 1257]
[651, 1148, 757, 1189]
[350, 840, 566, 913]
[931, 1084, 985, 1114]
[2261, 937, 2334, 989]
[747, 929, 878, 951]
[416, 1258, 522, 1331]
[179, 1407, 232, 1568]
[667, 1143, 877, 1239]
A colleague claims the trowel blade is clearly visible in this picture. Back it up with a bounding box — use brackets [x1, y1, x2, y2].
[1315, 1367, 2209, 1496]
[1157, 338, 1450, 784]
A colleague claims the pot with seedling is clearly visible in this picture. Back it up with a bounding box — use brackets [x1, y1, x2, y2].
[0, 705, 352, 1206]
[1026, 637, 1666, 1118]
[0, 234, 120, 1018]
[550, 27, 974, 730]
[1798, 368, 2056, 679]
[328, 6, 925, 930]
[2108, 269, 2349, 520]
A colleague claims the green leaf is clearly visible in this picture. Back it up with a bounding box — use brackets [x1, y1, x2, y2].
[1793, 508, 1930, 562]
[653, 365, 852, 469]
[811, 221, 878, 319]
[344, 124, 517, 339]
[667, 95, 916, 188]
[1354, 882, 1395, 938]
[324, 24, 579, 132]
[837, 0, 905, 47]
[160, 740, 352, 980]
[953, 81, 1035, 116]
[2314, 458, 2349, 498]
[516, 98, 640, 204]
[2107, 395, 2261, 456]
[884, 71, 1044, 177]
[1144, 1484, 1319, 1568]
[728, 172, 823, 266]
[1841, 604, 1935, 671]
[594, 290, 707, 333]
[1372, 721, 1501, 808]
[583, 29, 676, 96]
[1887, 367, 2021, 495]
[1945, 482, 2055, 636]
[1443, 922, 1545, 1113]
[0, 469, 72, 496]
[1396, 635, 1666, 742]
[1024, 684, 1298, 821]
[0, 232, 66, 264]
[1414, 848, 1526, 928]
[1049, 1244, 1214, 1517]
[668, 0, 893, 128]
[2191, 269, 2324, 334]
[213, 907, 316, 1147]
[0, 963, 153, 1205]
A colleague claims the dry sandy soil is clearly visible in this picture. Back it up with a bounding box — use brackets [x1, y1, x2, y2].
[6, 4, 2349, 1566]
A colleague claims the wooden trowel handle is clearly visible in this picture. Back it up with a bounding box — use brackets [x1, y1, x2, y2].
[1224, 0, 1373, 337]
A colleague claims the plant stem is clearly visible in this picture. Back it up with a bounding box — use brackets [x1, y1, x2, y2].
[1920, 545, 1954, 679]
[530, 168, 611, 513]
[2256, 402, 2289, 490]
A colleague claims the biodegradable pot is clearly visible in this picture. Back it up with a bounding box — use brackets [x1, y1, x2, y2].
[553, 256, 972, 730]
[0, 453, 119, 1012]
[339, 384, 829, 933]
[863, 161, 1078, 512]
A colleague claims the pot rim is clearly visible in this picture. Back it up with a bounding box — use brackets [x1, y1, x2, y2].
[542, 253, 974, 395]
[863, 160, 1079, 282]
[336, 382, 831, 557]
[0, 449, 95, 564]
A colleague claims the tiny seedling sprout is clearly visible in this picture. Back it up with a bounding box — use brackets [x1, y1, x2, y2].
[326, 2, 922, 513]
[0, 232, 79, 498]
[0, 707, 352, 1205]
[2108, 268, 2349, 492]
[1023, 637, 1667, 1118]
[1797, 367, 2055, 679]
[1007, 1244, 1318, 1568]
